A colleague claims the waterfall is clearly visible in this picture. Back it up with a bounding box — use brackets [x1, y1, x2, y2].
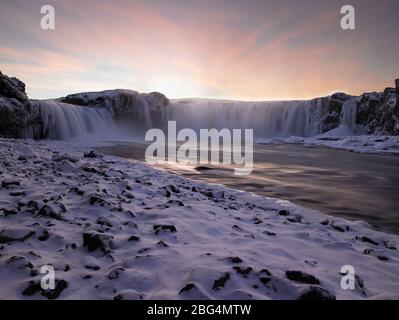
[166, 99, 319, 138]
[39, 101, 116, 140]
[341, 99, 357, 129]
[31, 96, 360, 141]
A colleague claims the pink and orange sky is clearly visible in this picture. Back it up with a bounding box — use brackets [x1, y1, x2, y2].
[1, 0, 398, 100]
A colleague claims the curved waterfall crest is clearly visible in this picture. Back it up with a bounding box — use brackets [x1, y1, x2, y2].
[36, 96, 360, 140]
[166, 99, 322, 138]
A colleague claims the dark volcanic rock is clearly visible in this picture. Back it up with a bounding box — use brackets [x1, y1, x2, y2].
[83, 231, 114, 254]
[298, 286, 336, 300]
[285, 270, 320, 285]
[0, 229, 35, 244]
[178, 282, 196, 294]
[38, 203, 66, 220]
[212, 273, 230, 291]
[22, 279, 68, 299]
[233, 266, 253, 276]
[153, 224, 177, 235]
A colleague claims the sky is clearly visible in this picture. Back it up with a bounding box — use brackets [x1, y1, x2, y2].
[0, 0, 398, 100]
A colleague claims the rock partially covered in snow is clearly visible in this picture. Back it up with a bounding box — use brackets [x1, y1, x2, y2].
[0, 71, 44, 139]
[307, 85, 399, 136]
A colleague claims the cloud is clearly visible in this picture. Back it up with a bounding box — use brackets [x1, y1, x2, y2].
[0, 0, 398, 99]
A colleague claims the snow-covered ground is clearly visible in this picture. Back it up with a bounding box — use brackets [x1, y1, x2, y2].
[258, 131, 399, 155]
[0, 138, 399, 300]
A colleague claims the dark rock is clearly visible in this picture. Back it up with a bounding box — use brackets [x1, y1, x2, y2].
[253, 217, 262, 224]
[84, 150, 103, 158]
[331, 224, 349, 232]
[22, 279, 68, 299]
[6, 256, 33, 270]
[285, 270, 320, 285]
[22, 281, 42, 296]
[128, 235, 140, 242]
[178, 283, 196, 294]
[89, 195, 109, 206]
[53, 155, 79, 163]
[383, 241, 397, 250]
[156, 240, 168, 247]
[259, 269, 272, 276]
[278, 209, 289, 216]
[287, 216, 302, 223]
[356, 236, 378, 246]
[83, 231, 113, 254]
[233, 266, 252, 276]
[212, 273, 230, 291]
[320, 219, 329, 225]
[9, 190, 25, 196]
[0, 230, 35, 244]
[201, 190, 225, 200]
[42, 279, 68, 299]
[263, 231, 276, 236]
[38, 230, 50, 241]
[153, 224, 177, 235]
[84, 264, 100, 271]
[107, 267, 125, 280]
[166, 199, 184, 207]
[227, 257, 243, 264]
[38, 203, 66, 220]
[298, 286, 336, 300]
[260, 277, 271, 285]
[1, 178, 20, 188]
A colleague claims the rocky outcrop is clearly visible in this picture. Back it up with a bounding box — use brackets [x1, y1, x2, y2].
[0, 71, 44, 139]
[308, 84, 398, 135]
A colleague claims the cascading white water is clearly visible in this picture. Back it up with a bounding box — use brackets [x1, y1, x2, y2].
[35, 96, 359, 141]
[40, 101, 116, 140]
[341, 99, 357, 129]
[166, 99, 319, 138]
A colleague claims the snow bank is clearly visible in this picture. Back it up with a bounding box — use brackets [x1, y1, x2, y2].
[1, 139, 398, 300]
[282, 135, 399, 154]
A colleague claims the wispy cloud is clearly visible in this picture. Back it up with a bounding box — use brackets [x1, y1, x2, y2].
[0, 0, 398, 100]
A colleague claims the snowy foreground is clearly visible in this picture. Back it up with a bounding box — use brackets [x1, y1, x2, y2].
[0, 139, 399, 300]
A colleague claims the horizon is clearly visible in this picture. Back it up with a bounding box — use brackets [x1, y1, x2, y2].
[1, 0, 399, 100]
